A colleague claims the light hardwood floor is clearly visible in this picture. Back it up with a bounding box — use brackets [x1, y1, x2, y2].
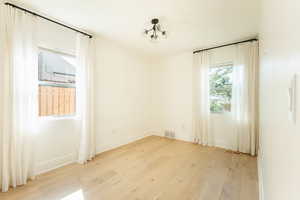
[0, 136, 258, 200]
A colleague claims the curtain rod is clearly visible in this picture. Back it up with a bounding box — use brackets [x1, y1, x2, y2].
[193, 38, 258, 54]
[4, 2, 93, 38]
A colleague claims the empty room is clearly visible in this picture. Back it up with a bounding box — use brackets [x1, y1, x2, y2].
[0, 0, 299, 200]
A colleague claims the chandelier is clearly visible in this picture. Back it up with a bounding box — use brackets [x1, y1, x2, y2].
[144, 18, 167, 41]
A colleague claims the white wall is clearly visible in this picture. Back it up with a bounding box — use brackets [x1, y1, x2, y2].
[94, 37, 152, 153]
[151, 46, 238, 150]
[259, 0, 300, 199]
[34, 19, 80, 174]
[34, 20, 152, 174]
[150, 52, 194, 142]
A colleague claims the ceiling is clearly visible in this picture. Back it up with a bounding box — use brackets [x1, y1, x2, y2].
[12, 0, 260, 57]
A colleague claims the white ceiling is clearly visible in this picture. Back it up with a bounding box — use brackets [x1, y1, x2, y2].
[13, 0, 260, 57]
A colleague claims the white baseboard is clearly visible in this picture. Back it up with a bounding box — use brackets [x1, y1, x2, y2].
[151, 131, 164, 137]
[35, 153, 77, 175]
[96, 132, 151, 154]
[257, 148, 264, 200]
[214, 141, 237, 152]
[151, 131, 194, 143]
[152, 132, 235, 150]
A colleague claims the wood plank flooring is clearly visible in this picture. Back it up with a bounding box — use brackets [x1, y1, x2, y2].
[0, 136, 258, 200]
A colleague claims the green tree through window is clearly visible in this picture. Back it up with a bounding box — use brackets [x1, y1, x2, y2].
[209, 65, 233, 113]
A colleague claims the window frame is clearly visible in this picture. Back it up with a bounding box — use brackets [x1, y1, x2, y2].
[38, 47, 77, 119]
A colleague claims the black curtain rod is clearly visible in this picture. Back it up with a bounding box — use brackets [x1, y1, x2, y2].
[193, 38, 258, 54]
[4, 2, 93, 38]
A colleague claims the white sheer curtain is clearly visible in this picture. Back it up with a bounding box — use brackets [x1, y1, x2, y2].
[0, 5, 38, 192]
[193, 51, 212, 146]
[76, 34, 96, 164]
[232, 41, 259, 156]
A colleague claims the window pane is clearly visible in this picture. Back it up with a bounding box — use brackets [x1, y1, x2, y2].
[38, 49, 76, 117]
[209, 65, 233, 113]
[38, 49, 76, 83]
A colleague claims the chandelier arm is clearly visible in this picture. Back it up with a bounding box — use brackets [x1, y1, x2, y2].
[149, 29, 154, 34]
[157, 24, 161, 32]
[145, 28, 153, 32]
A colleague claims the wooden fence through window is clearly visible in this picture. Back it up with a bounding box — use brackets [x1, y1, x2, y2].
[39, 85, 76, 116]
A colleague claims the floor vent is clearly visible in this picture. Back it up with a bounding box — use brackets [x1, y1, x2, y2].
[164, 130, 175, 139]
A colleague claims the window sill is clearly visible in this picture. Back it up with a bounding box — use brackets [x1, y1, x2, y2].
[210, 112, 231, 115]
[38, 115, 78, 121]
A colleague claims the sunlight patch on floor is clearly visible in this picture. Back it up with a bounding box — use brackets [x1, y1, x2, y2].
[61, 189, 84, 200]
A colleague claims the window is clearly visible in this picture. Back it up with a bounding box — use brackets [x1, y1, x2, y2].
[209, 64, 233, 113]
[38, 49, 76, 117]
